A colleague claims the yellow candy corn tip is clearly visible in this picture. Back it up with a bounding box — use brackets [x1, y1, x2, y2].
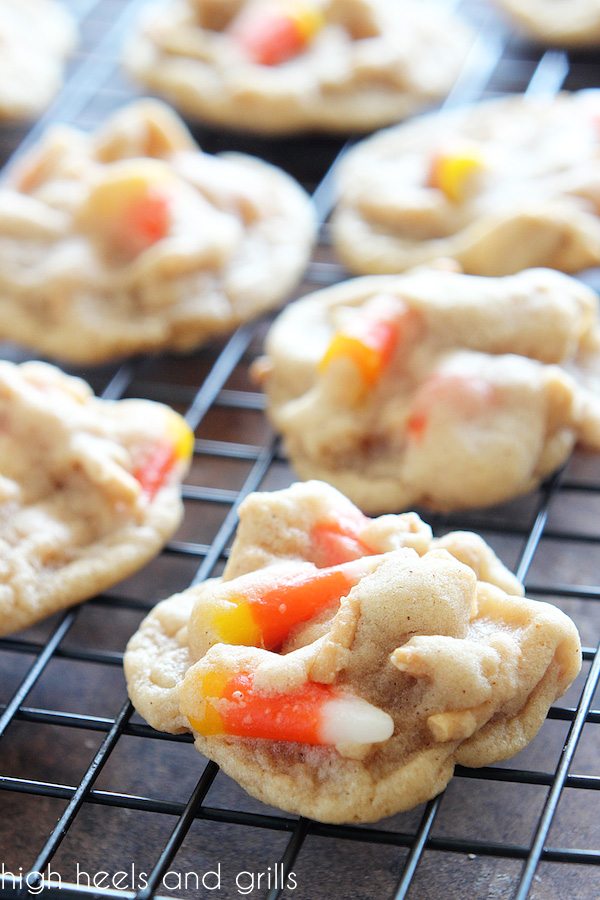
[84, 159, 174, 220]
[432, 152, 485, 204]
[188, 706, 224, 736]
[200, 669, 231, 698]
[187, 669, 229, 735]
[287, 3, 325, 41]
[319, 334, 358, 372]
[209, 598, 262, 647]
[319, 334, 380, 387]
[166, 412, 195, 462]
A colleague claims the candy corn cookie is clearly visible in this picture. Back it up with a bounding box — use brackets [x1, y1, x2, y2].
[496, 0, 600, 46]
[0, 0, 75, 122]
[125, 481, 580, 823]
[333, 92, 600, 276]
[0, 361, 193, 635]
[125, 0, 473, 135]
[0, 100, 315, 363]
[253, 265, 600, 512]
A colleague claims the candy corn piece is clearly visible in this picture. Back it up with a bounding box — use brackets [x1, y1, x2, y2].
[120, 191, 170, 257]
[193, 557, 374, 651]
[427, 147, 486, 203]
[319, 315, 399, 388]
[231, 1, 324, 66]
[406, 373, 494, 444]
[310, 510, 375, 567]
[183, 665, 394, 747]
[133, 410, 194, 498]
[79, 159, 172, 260]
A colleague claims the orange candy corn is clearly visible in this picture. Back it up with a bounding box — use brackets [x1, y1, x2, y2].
[310, 511, 375, 567]
[133, 442, 176, 498]
[232, 2, 324, 66]
[78, 159, 173, 261]
[406, 411, 428, 444]
[187, 668, 394, 746]
[200, 559, 369, 650]
[133, 412, 194, 498]
[119, 190, 170, 258]
[319, 318, 399, 388]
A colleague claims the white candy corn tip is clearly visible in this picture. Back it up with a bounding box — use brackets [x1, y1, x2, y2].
[339, 554, 386, 581]
[320, 695, 394, 746]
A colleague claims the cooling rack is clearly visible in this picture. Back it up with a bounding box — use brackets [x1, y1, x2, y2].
[0, 1, 599, 898]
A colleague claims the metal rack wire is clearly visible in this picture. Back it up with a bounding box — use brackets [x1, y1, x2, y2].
[0, 1, 598, 898]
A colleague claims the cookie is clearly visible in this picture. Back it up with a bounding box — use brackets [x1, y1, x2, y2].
[0, 360, 193, 635]
[124, 0, 473, 135]
[0, 0, 75, 122]
[496, 0, 600, 46]
[0, 100, 315, 363]
[332, 92, 600, 276]
[253, 265, 600, 512]
[124, 481, 580, 823]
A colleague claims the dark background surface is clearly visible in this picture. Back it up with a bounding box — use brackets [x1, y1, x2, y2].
[0, 1, 599, 898]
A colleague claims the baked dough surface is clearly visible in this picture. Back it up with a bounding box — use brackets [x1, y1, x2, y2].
[254, 266, 600, 512]
[0, 100, 315, 363]
[124, 481, 581, 823]
[333, 92, 600, 276]
[0, 0, 75, 122]
[496, 0, 600, 46]
[125, 0, 473, 135]
[0, 361, 191, 635]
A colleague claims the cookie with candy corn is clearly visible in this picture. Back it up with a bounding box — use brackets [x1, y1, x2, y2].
[254, 265, 600, 512]
[124, 481, 580, 823]
[333, 91, 600, 276]
[125, 480, 525, 732]
[125, 0, 472, 135]
[0, 361, 193, 635]
[0, 0, 75, 122]
[495, 0, 600, 47]
[0, 100, 315, 363]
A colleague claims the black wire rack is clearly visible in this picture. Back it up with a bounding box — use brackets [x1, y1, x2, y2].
[0, 1, 599, 898]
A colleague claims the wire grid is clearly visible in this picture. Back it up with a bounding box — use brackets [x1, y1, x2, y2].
[0, 1, 599, 897]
